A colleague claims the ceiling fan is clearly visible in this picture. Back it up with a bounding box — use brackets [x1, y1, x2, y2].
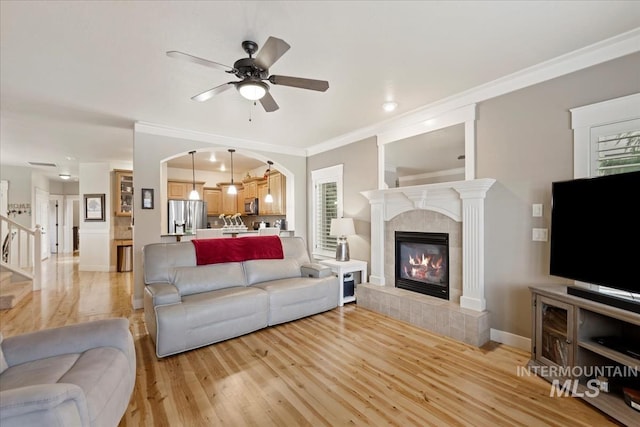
[167, 36, 329, 112]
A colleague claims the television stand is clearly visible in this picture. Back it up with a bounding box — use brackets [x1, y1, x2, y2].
[567, 286, 640, 314]
[529, 285, 640, 426]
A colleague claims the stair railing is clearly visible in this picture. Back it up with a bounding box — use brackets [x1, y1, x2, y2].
[0, 214, 42, 291]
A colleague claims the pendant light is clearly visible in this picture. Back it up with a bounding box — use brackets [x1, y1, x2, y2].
[188, 150, 200, 200]
[227, 149, 237, 195]
[265, 161, 274, 203]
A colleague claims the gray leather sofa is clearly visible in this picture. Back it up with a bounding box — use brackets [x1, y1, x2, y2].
[143, 236, 339, 358]
[0, 318, 136, 427]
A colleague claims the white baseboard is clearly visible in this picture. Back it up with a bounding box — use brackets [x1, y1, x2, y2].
[133, 297, 143, 310]
[490, 328, 531, 351]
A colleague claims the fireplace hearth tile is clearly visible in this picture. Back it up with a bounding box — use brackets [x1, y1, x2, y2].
[356, 283, 490, 347]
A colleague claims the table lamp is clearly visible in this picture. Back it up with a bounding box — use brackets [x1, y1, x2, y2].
[330, 218, 355, 261]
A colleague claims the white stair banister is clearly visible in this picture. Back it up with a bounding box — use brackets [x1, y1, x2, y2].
[0, 214, 42, 291]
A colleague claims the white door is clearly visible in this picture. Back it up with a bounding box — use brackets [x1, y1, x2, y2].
[35, 188, 50, 260]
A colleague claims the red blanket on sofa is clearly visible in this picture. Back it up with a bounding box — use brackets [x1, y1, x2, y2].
[191, 235, 284, 265]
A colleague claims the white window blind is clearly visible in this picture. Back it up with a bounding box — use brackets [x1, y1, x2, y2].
[595, 130, 640, 176]
[314, 182, 337, 252]
[311, 164, 343, 258]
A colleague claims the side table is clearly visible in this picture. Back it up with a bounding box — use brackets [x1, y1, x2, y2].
[319, 259, 367, 306]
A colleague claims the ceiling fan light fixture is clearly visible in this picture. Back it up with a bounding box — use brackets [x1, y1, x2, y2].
[237, 80, 268, 101]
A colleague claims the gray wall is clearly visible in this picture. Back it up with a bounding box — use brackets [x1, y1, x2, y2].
[307, 136, 378, 265]
[478, 52, 640, 337]
[309, 53, 639, 339]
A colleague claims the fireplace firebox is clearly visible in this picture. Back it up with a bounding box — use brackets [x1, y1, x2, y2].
[395, 231, 449, 300]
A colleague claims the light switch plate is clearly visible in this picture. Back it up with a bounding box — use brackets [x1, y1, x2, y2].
[532, 204, 543, 217]
[532, 228, 548, 242]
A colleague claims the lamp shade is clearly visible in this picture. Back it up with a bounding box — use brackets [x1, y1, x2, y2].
[330, 218, 355, 237]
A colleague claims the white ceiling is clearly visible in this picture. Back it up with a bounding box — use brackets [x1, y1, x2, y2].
[1, 1, 639, 181]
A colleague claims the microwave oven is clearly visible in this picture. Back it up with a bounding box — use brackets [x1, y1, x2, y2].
[244, 198, 259, 215]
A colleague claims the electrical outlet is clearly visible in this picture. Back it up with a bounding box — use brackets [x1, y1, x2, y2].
[532, 228, 548, 242]
[532, 203, 543, 217]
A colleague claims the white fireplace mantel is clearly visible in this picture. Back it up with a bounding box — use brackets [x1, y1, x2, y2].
[361, 178, 496, 312]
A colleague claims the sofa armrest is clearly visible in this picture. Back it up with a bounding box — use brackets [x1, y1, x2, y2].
[2, 318, 134, 368]
[301, 263, 332, 278]
[0, 383, 89, 427]
[145, 282, 181, 306]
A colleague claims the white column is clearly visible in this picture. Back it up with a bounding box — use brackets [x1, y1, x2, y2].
[368, 195, 386, 285]
[456, 187, 488, 311]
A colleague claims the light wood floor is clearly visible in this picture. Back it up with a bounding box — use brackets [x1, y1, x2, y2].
[0, 254, 621, 426]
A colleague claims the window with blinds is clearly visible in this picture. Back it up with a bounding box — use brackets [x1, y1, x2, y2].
[311, 164, 343, 258]
[314, 182, 337, 253]
[595, 130, 640, 176]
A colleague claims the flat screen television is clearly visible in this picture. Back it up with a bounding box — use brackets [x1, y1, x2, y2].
[550, 170, 640, 312]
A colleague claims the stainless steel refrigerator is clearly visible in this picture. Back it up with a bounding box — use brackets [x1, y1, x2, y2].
[168, 200, 207, 234]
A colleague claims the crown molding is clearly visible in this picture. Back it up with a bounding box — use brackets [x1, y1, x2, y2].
[306, 27, 640, 157]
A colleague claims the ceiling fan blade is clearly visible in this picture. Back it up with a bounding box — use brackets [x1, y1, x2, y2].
[191, 82, 235, 102]
[166, 51, 234, 72]
[254, 37, 290, 69]
[268, 75, 329, 92]
[259, 91, 279, 112]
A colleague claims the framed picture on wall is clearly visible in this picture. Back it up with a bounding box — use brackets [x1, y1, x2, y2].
[84, 193, 105, 221]
[142, 188, 154, 209]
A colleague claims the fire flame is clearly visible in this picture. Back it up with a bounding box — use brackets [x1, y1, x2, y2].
[403, 252, 444, 281]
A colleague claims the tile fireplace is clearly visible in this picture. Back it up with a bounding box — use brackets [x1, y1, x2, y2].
[395, 231, 449, 300]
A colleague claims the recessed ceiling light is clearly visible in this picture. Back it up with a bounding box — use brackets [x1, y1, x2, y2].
[382, 101, 398, 112]
[59, 173, 71, 180]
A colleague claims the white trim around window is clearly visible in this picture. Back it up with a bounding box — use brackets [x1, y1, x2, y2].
[311, 164, 344, 258]
[570, 93, 640, 178]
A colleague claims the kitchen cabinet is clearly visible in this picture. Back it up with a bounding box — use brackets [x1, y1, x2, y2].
[269, 171, 286, 215]
[257, 171, 286, 215]
[203, 187, 221, 215]
[114, 169, 133, 217]
[236, 188, 244, 213]
[257, 182, 269, 214]
[242, 178, 261, 199]
[168, 180, 204, 200]
[218, 183, 243, 215]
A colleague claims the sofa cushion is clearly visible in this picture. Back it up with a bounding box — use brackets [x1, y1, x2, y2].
[0, 333, 7, 374]
[143, 242, 197, 284]
[1, 347, 133, 427]
[254, 276, 339, 325]
[155, 287, 269, 357]
[172, 262, 246, 296]
[243, 258, 302, 286]
[58, 347, 132, 427]
[0, 354, 80, 391]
